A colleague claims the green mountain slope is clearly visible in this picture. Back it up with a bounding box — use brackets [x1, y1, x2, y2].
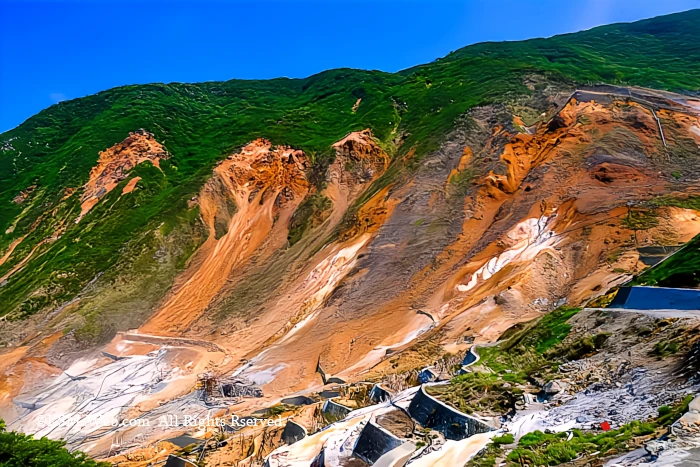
[633, 233, 700, 288]
[0, 9, 699, 334]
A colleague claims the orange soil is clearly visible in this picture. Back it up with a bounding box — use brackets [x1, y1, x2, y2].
[141, 139, 310, 334]
[433, 100, 697, 340]
[370, 96, 700, 373]
[191, 134, 393, 396]
[121, 176, 141, 194]
[144, 100, 700, 399]
[77, 129, 168, 221]
[0, 235, 28, 268]
[0, 331, 64, 423]
[5, 95, 700, 456]
[141, 131, 394, 398]
[0, 130, 393, 442]
[447, 146, 473, 183]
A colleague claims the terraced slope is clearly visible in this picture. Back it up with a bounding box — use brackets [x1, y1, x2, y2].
[1, 10, 700, 459]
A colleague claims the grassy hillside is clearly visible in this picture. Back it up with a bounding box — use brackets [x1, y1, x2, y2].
[1, 9, 699, 325]
[632, 232, 700, 288]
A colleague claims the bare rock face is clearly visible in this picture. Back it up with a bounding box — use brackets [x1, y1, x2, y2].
[12, 185, 36, 204]
[330, 129, 388, 187]
[4, 87, 700, 465]
[77, 129, 169, 221]
[209, 138, 309, 209]
[544, 381, 563, 395]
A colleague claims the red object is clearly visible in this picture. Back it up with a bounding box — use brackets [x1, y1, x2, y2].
[601, 421, 611, 431]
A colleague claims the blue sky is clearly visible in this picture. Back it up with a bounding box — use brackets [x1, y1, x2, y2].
[1, 0, 699, 132]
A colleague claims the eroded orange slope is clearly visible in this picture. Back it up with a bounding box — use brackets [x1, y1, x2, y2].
[141, 139, 310, 334]
[77, 129, 168, 221]
[4, 88, 700, 456]
[210, 91, 700, 395]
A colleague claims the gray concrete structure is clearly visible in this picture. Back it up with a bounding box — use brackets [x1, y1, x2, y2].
[281, 419, 307, 445]
[610, 286, 700, 310]
[408, 385, 492, 440]
[369, 383, 394, 403]
[164, 455, 197, 467]
[322, 399, 352, 419]
[353, 420, 403, 465]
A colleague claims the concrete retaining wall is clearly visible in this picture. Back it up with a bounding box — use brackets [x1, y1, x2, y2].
[353, 420, 403, 465]
[322, 399, 352, 419]
[164, 455, 197, 467]
[369, 384, 394, 403]
[417, 367, 438, 384]
[310, 448, 325, 467]
[281, 419, 307, 445]
[408, 385, 492, 440]
[461, 346, 478, 367]
[610, 286, 700, 310]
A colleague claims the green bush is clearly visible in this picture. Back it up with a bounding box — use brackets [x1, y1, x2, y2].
[493, 433, 515, 446]
[0, 419, 108, 467]
[504, 395, 693, 466]
[632, 231, 700, 288]
[651, 340, 681, 358]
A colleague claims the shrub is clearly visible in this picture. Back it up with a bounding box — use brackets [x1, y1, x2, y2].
[0, 419, 108, 467]
[493, 433, 515, 446]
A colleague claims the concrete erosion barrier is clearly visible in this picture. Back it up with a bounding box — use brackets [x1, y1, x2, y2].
[462, 346, 478, 367]
[164, 455, 197, 467]
[353, 420, 404, 465]
[610, 286, 700, 311]
[281, 419, 307, 445]
[373, 441, 415, 467]
[369, 383, 394, 403]
[310, 448, 326, 467]
[408, 385, 492, 440]
[322, 399, 352, 419]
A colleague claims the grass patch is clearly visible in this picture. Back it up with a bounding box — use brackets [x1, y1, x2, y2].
[426, 372, 522, 415]
[287, 193, 332, 246]
[493, 433, 515, 446]
[0, 418, 108, 467]
[501, 306, 580, 354]
[430, 307, 581, 414]
[264, 404, 296, 417]
[651, 195, 700, 211]
[506, 395, 693, 466]
[650, 339, 681, 358]
[473, 306, 581, 385]
[545, 332, 610, 361]
[632, 232, 700, 288]
[621, 210, 659, 231]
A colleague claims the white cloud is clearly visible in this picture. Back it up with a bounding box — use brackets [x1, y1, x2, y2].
[49, 92, 68, 103]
